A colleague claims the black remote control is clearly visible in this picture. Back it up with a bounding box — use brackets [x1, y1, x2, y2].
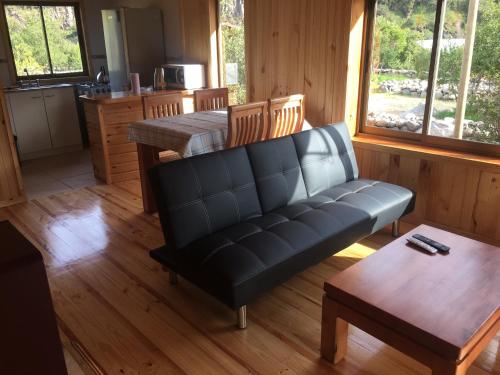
[412, 234, 450, 253]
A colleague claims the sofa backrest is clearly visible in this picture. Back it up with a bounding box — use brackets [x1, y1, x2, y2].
[150, 122, 358, 251]
[149, 147, 262, 250]
[246, 136, 308, 213]
[292, 122, 358, 196]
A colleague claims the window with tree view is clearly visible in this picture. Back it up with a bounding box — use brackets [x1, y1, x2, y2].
[364, 0, 499, 146]
[219, 0, 246, 104]
[4, 3, 86, 78]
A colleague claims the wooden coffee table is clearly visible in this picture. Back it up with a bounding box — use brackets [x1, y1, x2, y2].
[321, 225, 500, 374]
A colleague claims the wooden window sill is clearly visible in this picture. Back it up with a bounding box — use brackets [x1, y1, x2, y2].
[352, 135, 500, 168]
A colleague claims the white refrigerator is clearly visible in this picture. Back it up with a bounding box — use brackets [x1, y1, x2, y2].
[102, 8, 165, 92]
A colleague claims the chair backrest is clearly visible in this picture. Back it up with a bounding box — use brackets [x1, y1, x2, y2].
[143, 93, 184, 119]
[269, 94, 305, 138]
[226, 101, 270, 148]
[194, 88, 229, 112]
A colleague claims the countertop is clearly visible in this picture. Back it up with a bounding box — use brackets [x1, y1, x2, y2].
[3, 83, 75, 92]
[79, 89, 195, 104]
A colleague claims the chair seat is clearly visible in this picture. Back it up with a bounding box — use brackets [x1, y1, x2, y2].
[151, 191, 373, 308]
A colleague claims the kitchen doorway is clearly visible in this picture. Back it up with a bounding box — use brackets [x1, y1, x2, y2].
[4, 83, 104, 201]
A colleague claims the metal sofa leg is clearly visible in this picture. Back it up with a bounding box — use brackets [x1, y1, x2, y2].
[392, 219, 400, 238]
[169, 272, 178, 285]
[237, 306, 247, 329]
[162, 266, 178, 285]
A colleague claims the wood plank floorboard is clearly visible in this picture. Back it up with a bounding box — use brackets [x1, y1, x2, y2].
[1, 180, 498, 375]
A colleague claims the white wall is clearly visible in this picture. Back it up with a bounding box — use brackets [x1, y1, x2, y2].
[0, 0, 184, 86]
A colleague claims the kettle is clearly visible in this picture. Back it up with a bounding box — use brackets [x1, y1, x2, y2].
[153, 67, 166, 90]
[96, 66, 109, 84]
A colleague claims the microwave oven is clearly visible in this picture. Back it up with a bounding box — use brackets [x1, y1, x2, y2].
[163, 63, 206, 89]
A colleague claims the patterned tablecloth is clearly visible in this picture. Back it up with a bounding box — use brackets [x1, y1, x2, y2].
[128, 108, 313, 158]
[128, 110, 229, 157]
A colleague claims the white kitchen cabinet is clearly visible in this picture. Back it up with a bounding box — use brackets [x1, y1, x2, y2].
[43, 88, 81, 148]
[8, 90, 52, 155]
[7, 86, 82, 160]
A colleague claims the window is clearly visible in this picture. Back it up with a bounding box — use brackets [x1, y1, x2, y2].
[360, 0, 499, 152]
[4, 3, 87, 79]
[218, 0, 246, 104]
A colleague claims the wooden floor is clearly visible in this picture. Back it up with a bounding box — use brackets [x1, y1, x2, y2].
[1, 180, 498, 375]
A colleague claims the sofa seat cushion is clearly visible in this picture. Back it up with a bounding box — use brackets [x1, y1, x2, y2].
[154, 198, 371, 308]
[312, 179, 415, 233]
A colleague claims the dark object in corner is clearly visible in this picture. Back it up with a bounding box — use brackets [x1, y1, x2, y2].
[0, 221, 68, 375]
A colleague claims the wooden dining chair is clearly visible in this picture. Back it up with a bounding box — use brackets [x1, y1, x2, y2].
[143, 92, 184, 119]
[143, 93, 184, 163]
[194, 88, 229, 112]
[226, 101, 270, 148]
[268, 94, 305, 138]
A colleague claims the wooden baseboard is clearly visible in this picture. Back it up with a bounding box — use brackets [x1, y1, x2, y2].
[0, 195, 26, 209]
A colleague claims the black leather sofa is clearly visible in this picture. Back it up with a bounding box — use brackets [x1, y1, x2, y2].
[149, 122, 415, 328]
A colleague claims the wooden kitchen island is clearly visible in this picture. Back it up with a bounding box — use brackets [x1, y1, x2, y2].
[80, 90, 194, 184]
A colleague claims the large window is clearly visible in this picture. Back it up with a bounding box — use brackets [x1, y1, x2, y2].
[361, 0, 499, 151]
[218, 0, 246, 104]
[4, 3, 87, 79]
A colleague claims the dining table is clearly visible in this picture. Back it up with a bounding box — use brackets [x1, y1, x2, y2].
[128, 109, 312, 213]
[128, 109, 228, 213]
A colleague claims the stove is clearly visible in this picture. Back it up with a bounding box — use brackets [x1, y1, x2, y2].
[75, 81, 111, 96]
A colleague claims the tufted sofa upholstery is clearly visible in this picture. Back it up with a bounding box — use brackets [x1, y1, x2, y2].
[149, 122, 415, 310]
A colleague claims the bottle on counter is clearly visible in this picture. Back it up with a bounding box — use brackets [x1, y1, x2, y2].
[153, 67, 166, 91]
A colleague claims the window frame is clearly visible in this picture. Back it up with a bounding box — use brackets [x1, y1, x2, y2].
[216, 0, 248, 104]
[2, 1, 89, 80]
[358, 0, 500, 157]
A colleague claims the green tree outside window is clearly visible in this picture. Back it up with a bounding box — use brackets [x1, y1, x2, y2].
[5, 4, 85, 78]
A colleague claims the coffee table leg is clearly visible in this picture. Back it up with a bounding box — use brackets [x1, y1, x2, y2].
[432, 359, 467, 375]
[321, 294, 348, 363]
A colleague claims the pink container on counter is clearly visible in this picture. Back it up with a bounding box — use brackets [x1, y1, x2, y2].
[130, 73, 140, 95]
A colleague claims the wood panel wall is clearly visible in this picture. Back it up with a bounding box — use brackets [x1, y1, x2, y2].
[244, 0, 500, 245]
[345, 0, 365, 132]
[180, 0, 219, 88]
[245, 0, 365, 134]
[84, 101, 142, 184]
[0, 87, 24, 207]
[354, 141, 500, 246]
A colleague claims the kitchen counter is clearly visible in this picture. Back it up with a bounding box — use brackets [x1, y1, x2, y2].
[79, 89, 194, 104]
[81, 89, 195, 184]
[3, 83, 75, 92]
